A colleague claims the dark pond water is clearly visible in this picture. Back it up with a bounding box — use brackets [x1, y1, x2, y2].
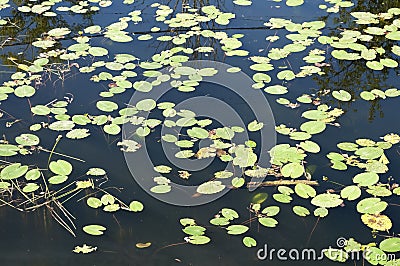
[0, 0, 399, 265]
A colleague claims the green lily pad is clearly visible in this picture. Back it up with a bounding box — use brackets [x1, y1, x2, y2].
[48, 175, 68, 185]
[25, 169, 40, 181]
[332, 90, 352, 101]
[1, 163, 29, 180]
[83, 224, 107, 236]
[22, 183, 39, 193]
[294, 183, 316, 199]
[300, 121, 326, 135]
[14, 85, 35, 98]
[286, 0, 304, 7]
[264, 85, 288, 95]
[96, 101, 118, 112]
[311, 193, 343, 208]
[49, 160, 72, 176]
[188, 235, 211, 245]
[379, 238, 400, 253]
[258, 217, 278, 227]
[197, 181, 225, 194]
[293, 206, 310, 217]
[340, 185, 361, 201]
[87, 197, 102, 208]
[129, 201, 144, 212]
[15, 134, 40, 146]
[242, 236, 257, 248]
[226, 225, 249, 235]
[356, 197, 387, 214]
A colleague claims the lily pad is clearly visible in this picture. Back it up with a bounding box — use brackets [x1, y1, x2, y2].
[311, 193, 343, 208]
[83, 224, 107, 236]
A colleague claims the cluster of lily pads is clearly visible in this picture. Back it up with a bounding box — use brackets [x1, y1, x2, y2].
[0, 0, 399, 264]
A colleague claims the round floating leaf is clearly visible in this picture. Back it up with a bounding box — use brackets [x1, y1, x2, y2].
[355, 147, 383, 160]
[231, 177, 245, 188]
[49, 160, 72, 176]
[1, 163, 29, 180]
[48, 27, 71, 37]
[104, 124, 121, 135]
[286, 0, 304, 7]
[22, 183, 39, 193]
[311, 193, 343, 208]
[150, 185, 171, 194]
[360, 91, 376, 101]
[221, 208, 239, 220]
[187, 127, 209, 139]
[48, 175, 68, 185]
[258, 217, 278, 228]
[281, 162, 304, 178]
[277, 70, 295, 80]
[66, 129, 90, 139]
[301, 110, 328, 120]
[129, 201, 144, 212]
[264, 85, 288, 95]
[86, 168, 106, 176]
[14, 85, 35, 98]
[188, 235, 211, 245]
[294, 183, 316, 199]
[226, 225, 249, 235]
[261, 206, 280, 216]
[175, 150, 194, 159]
[300, 121, 326, 135]
[366, 61, 384, 71]
[162, 134, 178, 143]
[210, 217, 230, 226]
[25, 169, 40, 181]
[380, 58, 398, 68]
[88, 47, 108, 57]
[243, 236, 257, 248]
[386, 31, 400, 40]
[101, 194, 115, 205]
[48, 121, 75, 131]
[83, 224, 107, 236]
[0, 144, 19, 156]
[299, 141, 320, 153]
[183, 225, 205, 236]
[133, 81, 152, 92]
[314, 207, 329, 218]
[31, 105, 51, 115]
[353, 172, 379, 187]
[197, 181, 225, 194]
[96, 101, 118, 112]
[273, 193, 292, 203]
[87, 197, 102, 208]
[248, 120, 264, 131]
[340, 185, 361, 201]
[136, 99, 156, 111]
[154, 165, 172, 174]
[293, 206, 310, 217]
[356, 197, 387, 214]
[379, 238, 400, 253]
[180, 218, 196, 226]
[15, 134, 39, 146]
[337, 142, 358, 151]
[104, 204, 120, 212]
[361, 214, 392, 231]
[332, 90, 352, 102]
